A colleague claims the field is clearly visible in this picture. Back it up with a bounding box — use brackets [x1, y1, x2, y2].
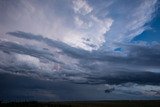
[0, 100, 160, 107]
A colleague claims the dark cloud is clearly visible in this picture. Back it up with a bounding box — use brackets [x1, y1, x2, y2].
[0, 73, 64, 101]
[1, 31, 160, 101]
[0, 73, 120, 101]
[104, 86, 115, 93]
[0, 40, 60, 63]
[77, 71, 160, 85]
[7, 31, 45, 41]
[145, 90, 160, 96]
[5, 31, 160, 86]
[124, 44, 160, 66]
[7, 31, 160, 68]
[0, 0, 159, 101]
[7, 31, 91, 59]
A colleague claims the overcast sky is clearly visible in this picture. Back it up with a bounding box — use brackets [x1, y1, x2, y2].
[0, 0, 160, 101]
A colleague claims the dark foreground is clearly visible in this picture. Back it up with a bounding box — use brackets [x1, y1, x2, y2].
[0, 100, 160, 107]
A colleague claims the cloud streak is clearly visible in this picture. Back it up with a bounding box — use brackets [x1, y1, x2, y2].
[3, 31, 160, 86]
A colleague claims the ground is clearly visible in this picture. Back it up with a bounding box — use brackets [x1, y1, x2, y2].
[0, 100, 160, 107]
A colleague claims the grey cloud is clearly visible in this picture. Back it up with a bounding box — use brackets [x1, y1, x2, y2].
[7, 31, 160, 68]
[145, 90, 160, 96]
[104, 87, 115, 93]
[1, 57, 159, 86]
[79, 71, 160, 85]
[115, 83, 160, 97]
[124, 44, 160, 66]
[0, 0, 159, 101]
[1, 73, 123, 101]
[0, 40, 60, 63]
[7, 31, 91, 59]
[7, 31, 120, 61]
[5, 31, 160, 86]
[0, 39, 66, 80]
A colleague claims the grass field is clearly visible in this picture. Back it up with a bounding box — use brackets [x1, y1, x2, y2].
[0, 100, 160, 107]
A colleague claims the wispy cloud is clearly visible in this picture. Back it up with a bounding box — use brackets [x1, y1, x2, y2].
[72, 0, 93, 15]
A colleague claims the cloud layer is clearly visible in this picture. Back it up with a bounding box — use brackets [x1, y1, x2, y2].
[0, 31, 159, 86]
[0, 0, 160, 101]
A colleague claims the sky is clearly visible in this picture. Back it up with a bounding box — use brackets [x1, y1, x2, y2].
[0, 0, 160, 101]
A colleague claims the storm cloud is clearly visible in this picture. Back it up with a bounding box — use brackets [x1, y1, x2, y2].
[0, 31, 159, 86]
[0, 0, 160, 101]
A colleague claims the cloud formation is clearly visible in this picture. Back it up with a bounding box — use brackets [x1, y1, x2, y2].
[0, 0, 160, 101]
[2, 31, 160, 86]
[2, 0, 157, 51]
